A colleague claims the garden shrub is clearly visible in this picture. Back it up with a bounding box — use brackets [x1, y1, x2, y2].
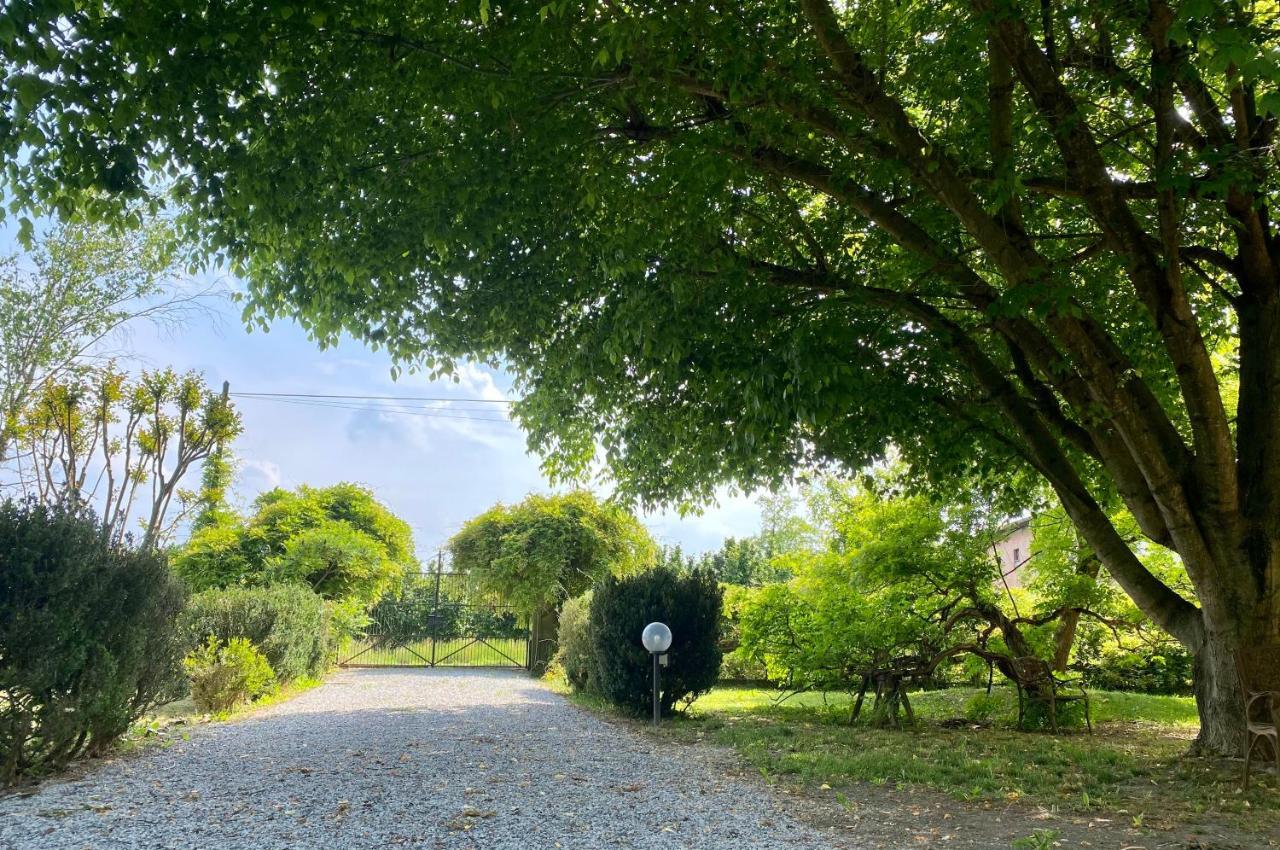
[1083, 643, 1193, 695]
[179, 583, 327, 682]
[0, 501, 187, 786]
[553, 591, 595, 692]
[588, 568, 722, 716]
[184, 637, 275, 713]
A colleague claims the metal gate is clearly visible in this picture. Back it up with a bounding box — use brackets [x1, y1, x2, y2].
[339, 562, 530, 669]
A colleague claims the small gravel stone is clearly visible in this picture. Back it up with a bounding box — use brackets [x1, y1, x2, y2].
[0, 669, 845, 849]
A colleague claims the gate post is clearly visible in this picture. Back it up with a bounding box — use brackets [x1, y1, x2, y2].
[529, 604, 559, 675]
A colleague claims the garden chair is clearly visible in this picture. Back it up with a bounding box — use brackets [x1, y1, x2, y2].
[1011, 656, 1092, 734]
[1238, 648, 1280, 790]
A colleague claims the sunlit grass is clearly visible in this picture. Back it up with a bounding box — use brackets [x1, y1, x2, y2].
[561, 681, 1277, 835]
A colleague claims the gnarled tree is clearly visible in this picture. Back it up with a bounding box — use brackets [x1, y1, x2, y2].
[2, 0, 1277, 753]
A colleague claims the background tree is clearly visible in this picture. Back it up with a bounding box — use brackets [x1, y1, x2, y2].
[173, 482, 418, 605]
[449, 491, 655, 613]
[0, 219, 214, 463]
[11, 364, 240, 548]
[5, 0, 1279, 752]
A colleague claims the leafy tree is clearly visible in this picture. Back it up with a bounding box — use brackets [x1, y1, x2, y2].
[11, 364, 240, 548]
[173, 482, 418, 605]
[267, 519, 400, 606]
[449, 491, 655, 613]
[0, 218, 209, 463]
[6, 0, 1280, 752]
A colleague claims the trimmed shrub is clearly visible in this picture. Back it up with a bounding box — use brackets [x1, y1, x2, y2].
[554, 591, 595, 692]
[0, 501, 187, 786]
[184, 637, 275, 713]
[588, 568, 722, 716]
[179, 584, 327, 682]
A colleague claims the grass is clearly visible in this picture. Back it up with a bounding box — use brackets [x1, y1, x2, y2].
[559, 679, 1280, 836]
[340, 636, 528, 668]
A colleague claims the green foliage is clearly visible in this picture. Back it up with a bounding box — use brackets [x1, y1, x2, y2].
[964, 692, 1001, 724]
[662, 537, 792, 587]
[587, 568, 723, 716]
[736, 482, 995, 696]
[0, 500, 186, 786]
[171, 522, 259, 589]
[183, 636, 275, 714]
[718, 584, 770, 682]
[10, 0, 1279, 745]
[179, 584, 328, 683]
[553, 591, 595, 692]
[0, 218, 183, 464]
[267, 519, 401, 606]
[1085, 643, 1193, 696]
[449, 491, 655, 613]
[15, 363, 241, 548]
[173, 482, 418, 605]
[191, 443, 235, 531]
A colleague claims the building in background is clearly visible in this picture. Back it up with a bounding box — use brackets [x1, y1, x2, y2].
[991, 517, 1033, 588]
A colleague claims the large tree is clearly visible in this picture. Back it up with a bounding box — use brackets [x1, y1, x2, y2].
[3, 0, 1277, 753]
[449, 491, 655, 613]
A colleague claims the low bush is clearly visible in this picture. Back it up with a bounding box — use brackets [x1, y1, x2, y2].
[179, 583, 327, 682]
[0, 501, 187, 787]
[184, 637, 275, 713]
[588, 568, 723, 716]
[964, 691, 1001, 723]
[554, 591, 595, 692]
[1083, 643, 1193, 695]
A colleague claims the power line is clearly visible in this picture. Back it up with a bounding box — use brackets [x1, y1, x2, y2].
[231, 391, 514, 404]
[232, 395, 515, 423]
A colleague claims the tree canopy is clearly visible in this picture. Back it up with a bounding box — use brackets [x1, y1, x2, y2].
[448, 491, 655, 612]
[4, 0, 1279, 752]
[173, 482, 418, 605]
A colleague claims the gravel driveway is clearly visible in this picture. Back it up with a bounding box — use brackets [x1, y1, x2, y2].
[0, 669, 845, 849]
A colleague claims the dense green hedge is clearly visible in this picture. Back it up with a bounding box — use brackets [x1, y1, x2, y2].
[587, 568, 722, 716]
[0, 501, 187, 786]
[179, 583, 328, 683]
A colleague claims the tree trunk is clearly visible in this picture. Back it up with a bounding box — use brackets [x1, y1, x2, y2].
[1190, 634, 1246, 757]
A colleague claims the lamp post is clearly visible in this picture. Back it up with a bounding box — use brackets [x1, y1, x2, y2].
[641, 622, 672, 725]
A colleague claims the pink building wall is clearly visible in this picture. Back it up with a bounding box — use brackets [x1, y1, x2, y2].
[991, 519, 1033, 588]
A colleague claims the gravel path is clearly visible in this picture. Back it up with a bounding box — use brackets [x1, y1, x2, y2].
[0, 669, 848, 849]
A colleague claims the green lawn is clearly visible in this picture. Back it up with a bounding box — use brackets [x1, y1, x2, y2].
[570, 682, 1278, 836]
[340, 636, 528, 668]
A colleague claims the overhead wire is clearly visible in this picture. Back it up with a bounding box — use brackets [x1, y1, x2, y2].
[230, 393, 517, 424]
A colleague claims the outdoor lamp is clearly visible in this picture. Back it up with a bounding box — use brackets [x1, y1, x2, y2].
[642, 622, 672, 724]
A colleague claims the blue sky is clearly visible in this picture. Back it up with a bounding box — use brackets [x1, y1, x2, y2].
[5, 214, 763, 556]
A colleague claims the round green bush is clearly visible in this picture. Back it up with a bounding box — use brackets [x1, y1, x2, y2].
[179, 583, 327, 682]
[0, 500, 187, 786]
[184, 637, 276, 713]
[588, 568, 723, 716]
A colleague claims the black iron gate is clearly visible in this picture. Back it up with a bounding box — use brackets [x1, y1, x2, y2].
[339, 561, 530, 669]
